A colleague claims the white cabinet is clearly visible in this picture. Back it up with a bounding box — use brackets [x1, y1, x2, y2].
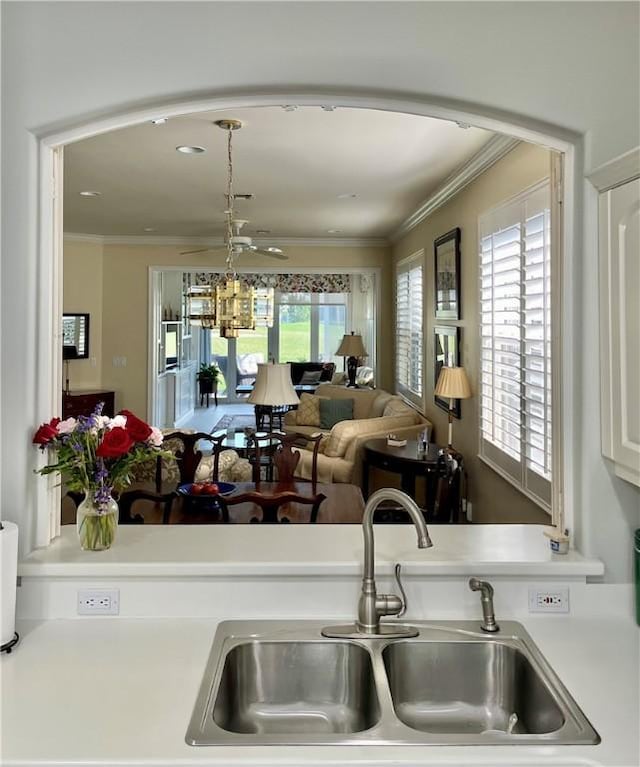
[174, 363, 196, 427]
[599, 178, 640, 486]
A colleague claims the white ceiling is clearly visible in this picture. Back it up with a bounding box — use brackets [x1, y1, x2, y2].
[63, 106, 493, 240]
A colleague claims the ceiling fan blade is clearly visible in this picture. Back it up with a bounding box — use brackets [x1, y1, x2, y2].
[179, 247, 213, 256]
[179, 246, 226, 256]
[254, 247, 288, 260]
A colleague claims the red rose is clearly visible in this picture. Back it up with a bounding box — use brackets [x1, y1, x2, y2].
[33, 418, 61, 446]
[96, 427, 135, 458]
[119, 409, 152, 443]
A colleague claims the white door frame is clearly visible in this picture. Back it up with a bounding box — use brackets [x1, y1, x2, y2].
[38, 89, 578, 546]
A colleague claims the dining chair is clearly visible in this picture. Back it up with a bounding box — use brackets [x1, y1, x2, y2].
[249, 431, 323, 486]
[117, 489, 176, 524]
[163, 431, 226, 485]
[216, 488, 327, 524]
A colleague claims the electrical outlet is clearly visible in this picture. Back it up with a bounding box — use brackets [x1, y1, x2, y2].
[77, 589, 120, 615]
[528, 586, 569, 613]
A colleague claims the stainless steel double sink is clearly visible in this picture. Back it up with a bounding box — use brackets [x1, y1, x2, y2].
[186, 620, 599, 747]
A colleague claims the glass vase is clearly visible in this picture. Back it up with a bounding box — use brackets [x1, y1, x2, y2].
[76, 494, 119, 551]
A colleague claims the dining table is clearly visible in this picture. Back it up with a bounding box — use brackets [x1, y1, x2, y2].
[175, 481, 365, 524]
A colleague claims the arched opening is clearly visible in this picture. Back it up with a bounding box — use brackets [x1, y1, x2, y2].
[35, 90, 576, 549]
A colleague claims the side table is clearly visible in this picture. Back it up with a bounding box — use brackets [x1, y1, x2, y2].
[362, 438, 464, 523]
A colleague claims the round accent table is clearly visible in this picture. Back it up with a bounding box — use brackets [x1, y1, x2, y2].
[362, 438, 464, 523]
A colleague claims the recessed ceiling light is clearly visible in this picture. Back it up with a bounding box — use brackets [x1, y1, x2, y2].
[327, 229, 342, 234]
[151, 118, 168, 125]
[256, 229, 271, 235]
[143, 227, 156, 232]
[282, 105, 298, 112]
[337, 193, 358, 199]
[79, 190, 101, 197]
[456, 121, 471, 130]
[322, 105, 336, 112]
[176, 145, 206, 154]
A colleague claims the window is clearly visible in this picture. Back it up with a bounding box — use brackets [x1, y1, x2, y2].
[277, 292, 347, 366]
[479, 180, 552, 509]
[395, 252, 424, 405]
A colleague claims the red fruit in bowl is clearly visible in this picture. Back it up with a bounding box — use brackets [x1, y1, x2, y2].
[203, 483, 219, 495]
[190, 484, 204, 495]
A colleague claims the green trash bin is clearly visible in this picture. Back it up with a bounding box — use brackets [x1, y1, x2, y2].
[635, 529, 640, 626]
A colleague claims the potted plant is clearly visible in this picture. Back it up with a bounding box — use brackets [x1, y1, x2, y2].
[197, 362, 220, 405]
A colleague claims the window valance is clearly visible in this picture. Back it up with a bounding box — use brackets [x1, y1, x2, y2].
[189, 272, 352, 293]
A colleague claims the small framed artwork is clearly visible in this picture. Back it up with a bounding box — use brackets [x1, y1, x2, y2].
[434, 325, 461, 417]
[434, 227, 461, 320]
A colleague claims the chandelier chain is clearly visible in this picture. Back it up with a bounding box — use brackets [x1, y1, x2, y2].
[225, 126, 235, 277]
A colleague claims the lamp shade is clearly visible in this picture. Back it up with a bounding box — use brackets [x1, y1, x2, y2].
[247, 363, 299, 406]
[434, 366, 472, 399]
[336, 332, 367, 358]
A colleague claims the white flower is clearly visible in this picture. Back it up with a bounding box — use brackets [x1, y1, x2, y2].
[94, 415, 110, 429]
[57, 417, 77, 435]
[108, 415, 127, 429]
[146, 426, 163, 447]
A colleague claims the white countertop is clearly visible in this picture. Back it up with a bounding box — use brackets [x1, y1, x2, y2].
[1, 612, 637, 766]
[19, 524, 604, 579]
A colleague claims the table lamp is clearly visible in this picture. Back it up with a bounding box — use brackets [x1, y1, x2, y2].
[434, 366, 472, 450]
[248, 363, 299, 407]
[335, 332, 367, 388]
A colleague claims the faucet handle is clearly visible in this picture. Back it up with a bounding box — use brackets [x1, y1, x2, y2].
[394, 563, 408, 618]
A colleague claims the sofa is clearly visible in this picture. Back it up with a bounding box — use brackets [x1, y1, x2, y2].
[283, 384, 431, 485]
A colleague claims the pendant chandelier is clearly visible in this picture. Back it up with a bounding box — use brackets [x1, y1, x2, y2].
[186, 119, 275, 336]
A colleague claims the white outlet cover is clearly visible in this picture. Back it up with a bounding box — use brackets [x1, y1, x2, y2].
[78, 588, 120, 616]
[528, 585, 569, 613]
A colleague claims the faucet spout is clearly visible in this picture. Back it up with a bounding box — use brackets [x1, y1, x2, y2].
[357, 489, 432, 634]
[322, 488, 434, 640]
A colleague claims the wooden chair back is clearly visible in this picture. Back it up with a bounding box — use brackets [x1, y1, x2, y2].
[249, 431, 323, 486]
[163, 431, 226, 485]
[217, 489, 327, 524]
[433, 450, 465, 523]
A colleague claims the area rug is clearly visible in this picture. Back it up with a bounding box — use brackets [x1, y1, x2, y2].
[212, 414, 256, 432]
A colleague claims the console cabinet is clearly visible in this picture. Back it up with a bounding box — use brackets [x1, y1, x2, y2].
[62, 390, 115, 420]
[599, 177, 640, 487]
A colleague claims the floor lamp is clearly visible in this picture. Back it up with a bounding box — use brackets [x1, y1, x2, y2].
[434, 366, 472, 450]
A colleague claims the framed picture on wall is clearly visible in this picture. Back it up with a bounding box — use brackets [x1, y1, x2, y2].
[434, 227, 461, 319]
[434, 325, 461, 417]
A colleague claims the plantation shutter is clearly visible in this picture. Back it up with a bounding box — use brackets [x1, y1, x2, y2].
[396, 253, 423, 405]
[479, 181, 552, 510]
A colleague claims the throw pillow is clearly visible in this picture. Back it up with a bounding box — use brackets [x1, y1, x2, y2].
[319, 397, 354, 429]
[296, 393, 322, 426]
[300, 370, 322, 385]
[331, 371, 347, 385]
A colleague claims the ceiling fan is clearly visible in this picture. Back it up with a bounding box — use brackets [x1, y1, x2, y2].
[180, 118, 287, 261]
[180, 218, 287, 259]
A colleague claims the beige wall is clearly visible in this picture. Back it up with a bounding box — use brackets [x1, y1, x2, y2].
[393, 142, 552, 524]
[62, 239, 104, 390]
[64, 243, 392, 418]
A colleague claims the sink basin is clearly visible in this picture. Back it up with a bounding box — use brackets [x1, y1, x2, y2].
[383, 641, 564, 735]
[212, 641, 380, 735]
[186, 620, 599, 747]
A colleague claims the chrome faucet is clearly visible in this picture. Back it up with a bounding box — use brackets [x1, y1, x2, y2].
[323, 488, 433, 639]
[469, 577, 500, 632]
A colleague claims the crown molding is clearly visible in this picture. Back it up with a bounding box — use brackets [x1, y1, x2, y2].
[586, 145, 640, 192]
[63, 233, 389, 248]
[389, 134, 520, 243]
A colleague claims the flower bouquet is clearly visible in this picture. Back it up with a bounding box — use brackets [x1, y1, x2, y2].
[33, 404, 168, 550]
